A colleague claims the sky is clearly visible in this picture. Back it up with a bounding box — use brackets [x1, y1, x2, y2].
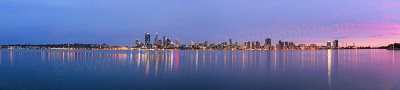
[0, 0, 399, 47]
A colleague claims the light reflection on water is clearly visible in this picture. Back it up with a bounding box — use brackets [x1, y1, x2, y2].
[0, 49, 399, 90]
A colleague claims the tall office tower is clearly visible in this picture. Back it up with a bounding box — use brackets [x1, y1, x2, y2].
[333, 40, 339, 48]
[327, 41, 332, 48]
[244, 42, 247, 48]
[284, 41, 289, 46]
[204, 41, 208, 47]
[246, 41, 251, 48]
[154, 32, 159, 45]
[166, 38, 171, 46]
[256, 41, 261, 48]
[229, 39, 233, 47]
[163, 34, 166, 47]
[279, 40, 284, 49]
[235, 42, 238, 48]
[175, 38, 179, 48]
[145, 32, 151, 48]
[251, 41, 255, 49]
[265, 38, 271, 46]
[135, 39, 141, 47]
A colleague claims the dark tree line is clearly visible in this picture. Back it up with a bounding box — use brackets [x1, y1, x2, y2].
[388, 43, 400, 49]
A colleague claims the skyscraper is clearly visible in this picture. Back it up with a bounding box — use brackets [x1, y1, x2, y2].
[154, 32, 158, 45]
[244, 42, 247, 48]
[229, 39, 233, 47]
[279, 40, 284, 49]
[163, 34, 166, 47]
[157, 40, 162, 47]
[234, 42, 238, 48]
[166, 38, 171, 47]
[251, 41, 255, 49]
[136, 39, 140, 46]
[265, 38, 271, 46]
[245, 41, 250, 48]
[175, 38, 179, 48]
[204, 41, 208, 47]
[327, 41, 332, 48]
[255, 41, 261, 48]
[284, 41, 289, 47]
[264, 38, 271, 49]
[135, 39, 142, 47]
[145, 32, 151, 48]
[333, 40, 339, 48]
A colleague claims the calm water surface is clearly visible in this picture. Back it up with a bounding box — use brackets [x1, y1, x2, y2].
[0, 49, 399, 90]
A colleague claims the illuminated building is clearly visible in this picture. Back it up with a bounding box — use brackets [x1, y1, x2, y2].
[327, 41, 332, 48]
[221, 42, 228, 48]
[299, 44, 307, 49]
[163, 34, 167, 47]
[251, 41, 255, 49]
[310, 44, 317, 48]
[154, 32, 159, 45]
[276, 44, 282, 50]
[284, 41, 289, 48]
[234, 42, 238, 49]
[209, 43, 215, 48]
[264, 44, 270, 49]
[245, 41, 250, 49]
[175, 38, 179, 48]
[135, 39, 143, 48]
[265, 38, 271, 46]
[190, 41, 194, 46]
[239, 43, 244, 49]
[229, 39, 233, 47]
[333, 40, 339, 48]
[204, 41, 208, 47]
[289, 42, 295, 49]
[145, 32, 151, 48]
[166, 38, 171, 47]
[279, 40, 284, 49]
[157, 40, 162, 47]
[256, 41, 261, 49]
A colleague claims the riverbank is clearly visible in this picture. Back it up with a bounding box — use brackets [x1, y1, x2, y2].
[0, 48, 386, 51]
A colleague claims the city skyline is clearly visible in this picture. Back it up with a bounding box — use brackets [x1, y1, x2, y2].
[0, 31, 393, 48]
[133, 32, 354, 50]
[135, 32, 361, 48]
[1, 0, 399, 46]
[4, 32, 374, 50]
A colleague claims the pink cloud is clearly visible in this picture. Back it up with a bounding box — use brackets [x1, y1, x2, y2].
[356, 23, 400, 28]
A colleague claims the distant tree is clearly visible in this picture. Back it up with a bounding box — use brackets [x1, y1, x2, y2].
[388, 43, 400, 49]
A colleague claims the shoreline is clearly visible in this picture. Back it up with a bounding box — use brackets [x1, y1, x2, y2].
[0, 48, 387, 51]
[387, 48, 400, 50]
